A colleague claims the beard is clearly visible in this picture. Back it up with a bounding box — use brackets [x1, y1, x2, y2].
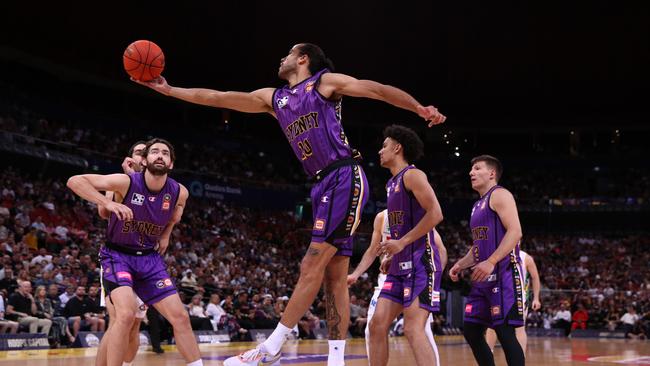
[145, 161, 170, 176]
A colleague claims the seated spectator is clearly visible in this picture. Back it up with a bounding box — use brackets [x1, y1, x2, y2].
[187, 294, 212, 331]
[6, 280, 52, 334]
[571, 303, 589, 331]
[205, 294, 226, 331]
[620, 306, 640, 338]
[63, 286, 105, 337]
[0, 293, 19, 333]
[34, 285, 74, 344]
[552, 303, 572, 336]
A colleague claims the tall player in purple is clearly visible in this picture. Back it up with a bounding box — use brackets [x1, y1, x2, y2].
[134, 43, 446, 366]
[449, 155, 525, 366]
[371, 125, 444, 366]
[67, 139, 203, 366]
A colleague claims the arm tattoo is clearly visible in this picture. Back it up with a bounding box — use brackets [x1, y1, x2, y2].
[326, 291, 341, 339]
[307, 246, 321, 256]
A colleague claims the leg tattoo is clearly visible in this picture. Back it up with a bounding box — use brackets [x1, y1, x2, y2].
[326, 291, 342, 339]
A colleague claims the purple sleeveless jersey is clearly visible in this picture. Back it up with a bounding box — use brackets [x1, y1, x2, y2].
[380, 165, 441, 311]
[386, 165, 441, 276]
[469, 185, 520, 288]
[272, 69, 354, 176]
[106, 172, 179, 249]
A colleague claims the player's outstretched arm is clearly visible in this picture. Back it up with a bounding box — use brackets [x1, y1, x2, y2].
[133, 76, 275, 115]
[348, 211, 385, 286]
[319, 73, 446, 126]
[67, 174, 133, 221]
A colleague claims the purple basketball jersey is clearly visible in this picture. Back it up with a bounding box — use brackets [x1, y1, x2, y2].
[272, 69, 354, 176]
[469, 185, 520, 288]
[386, 165, 441, 276]
[106, 173, 180, 250]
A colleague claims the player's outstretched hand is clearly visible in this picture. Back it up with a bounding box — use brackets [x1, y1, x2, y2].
[417, 105, 446, 127]
[131, 76, 171, 96]
[347, 274, 358, 287]
[105, 202, 133, 221]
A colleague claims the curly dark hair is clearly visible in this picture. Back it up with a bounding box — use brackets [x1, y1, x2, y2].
[296, 43, 335, 74]
[383, 124, 424, 163]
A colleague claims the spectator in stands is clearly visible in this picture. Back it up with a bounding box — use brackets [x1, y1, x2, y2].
[188, 294, 213, 331]
[34, 285, 74, 344]
[552, 303, 572, 336]
[58, 285, 75, 308]
[620, 306, 640, 338]
[206, 294, 226, 331]
[0, 293, 19, 333]
[571, 303, 589, 331]
[6, 280, 52, 334]
[63, 286, 105, 337]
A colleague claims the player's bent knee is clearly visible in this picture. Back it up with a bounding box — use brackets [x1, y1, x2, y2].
[369, 318, 389, 336]
[167, 308, 191, 327]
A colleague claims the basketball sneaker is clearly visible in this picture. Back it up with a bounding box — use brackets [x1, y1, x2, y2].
[223, 345, 281, 366]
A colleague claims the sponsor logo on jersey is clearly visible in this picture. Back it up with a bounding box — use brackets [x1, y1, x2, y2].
[131, 193, 145, 206]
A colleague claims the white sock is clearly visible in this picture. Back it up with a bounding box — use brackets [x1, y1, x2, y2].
[328, 340, 346, 366]
[122, 363, 132, 366]
[261, 322, 292, 355]
[186, 360, 203, 366]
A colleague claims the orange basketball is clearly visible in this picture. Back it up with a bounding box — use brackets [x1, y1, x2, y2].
[123, 40, 165, 82]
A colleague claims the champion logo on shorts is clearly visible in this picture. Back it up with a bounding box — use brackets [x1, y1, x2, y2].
[492, 287, 500, 293]
[465, 304, 473, 313]
[314, 219, 326, 231]
[382, 282, 393, 290]
[131, 193, 145, 206]
[492, 306, 501, 316]
[116, 271, 132, 280]
[148, 196, 156, 202]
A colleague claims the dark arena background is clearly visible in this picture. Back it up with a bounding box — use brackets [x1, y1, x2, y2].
[0, 2, 648, 365]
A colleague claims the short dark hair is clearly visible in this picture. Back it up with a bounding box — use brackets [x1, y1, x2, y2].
[383, 124, 424, 163]
[471, 155, 503, 182]
[296, 43, 335, 74]
[144, 138, 176, 162]
[128, 140, 147, 157]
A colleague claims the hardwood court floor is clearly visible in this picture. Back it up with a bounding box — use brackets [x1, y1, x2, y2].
[0, 336, 648, 365]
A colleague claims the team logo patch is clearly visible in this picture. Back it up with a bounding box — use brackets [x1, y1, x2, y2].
[156, 278, 173, 289]
[403, 287, 411, 298]
[491, 306, 501, 316]
[131, 193, 145, 206]
[116, 271, 132, 280]
[314, 219, 325, 231]
[162, 193, 171, 211]
[305, 81, 315, 92]
[382, 282, 393, 290]
[277, 96, 289, 108]
[465, 304, 473, 313]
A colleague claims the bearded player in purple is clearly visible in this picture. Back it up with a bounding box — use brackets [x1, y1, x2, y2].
[371, 125, 444, 366]
[135, 43, 446, 366]
[449, 155, 525, 366]
[67, 139, 203, 366]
